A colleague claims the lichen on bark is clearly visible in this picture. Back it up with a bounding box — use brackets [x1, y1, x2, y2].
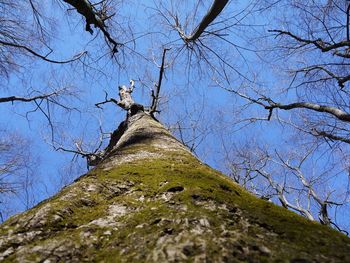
[0, 111, 349, 262]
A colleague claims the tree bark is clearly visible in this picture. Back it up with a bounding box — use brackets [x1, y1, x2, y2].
[183, 0, 229, 42]
[0, 112, 349, 262]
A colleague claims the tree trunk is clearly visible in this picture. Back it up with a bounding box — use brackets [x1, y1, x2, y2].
[0, 111, 349, 262]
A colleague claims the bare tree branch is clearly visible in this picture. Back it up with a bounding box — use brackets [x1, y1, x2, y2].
[62, 0, 121, 53]
[228, 144, 349, 232]
[180, 0, 229, 42]
[0, 92, 64, 104]
[265, 101, 350, 122]
[0, 40, 87, 64]
[293, 65, 350, 89]
[95, 91, 119, 108]
[274, 151, 332, 226]
[253, 167, 315, 221]
[269, 29, 350, 58]
[150, 48, 169, 115]
[55, 145, 104, 168]
[221, 84, 350, 123]
[313, 129, 350, 144]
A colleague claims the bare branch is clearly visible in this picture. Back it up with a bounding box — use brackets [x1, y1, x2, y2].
[95, 91, 119, 109]
[294, 65, 350, 89]
[222, 84, 350, 123]
[0, 92, 62, 104]
[63, 0, 121, 53]
[54, 142, 105, 168]
[265, 101, 350, 122]
[274, 152, 332, 226]
[313, 129, 350, 144]
[254, 167, 315, 221]
[180, 0, 229, 42]
[269, 29, 350, 58]
[0, 40, 87, 64]
[150, 48, 169, 115]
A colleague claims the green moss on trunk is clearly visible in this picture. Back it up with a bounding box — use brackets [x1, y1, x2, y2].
[0, 113, 349, 262]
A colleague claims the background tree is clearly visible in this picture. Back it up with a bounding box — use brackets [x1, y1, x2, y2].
[0, 0, 86, 217]
[219, 0, 350, 233]
[0, 130, 38, 221]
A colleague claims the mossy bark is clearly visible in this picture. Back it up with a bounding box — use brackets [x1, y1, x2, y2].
[0, 112, 349, 262]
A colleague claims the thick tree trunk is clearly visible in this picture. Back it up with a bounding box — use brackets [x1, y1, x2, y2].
[0, 112, 349, 262]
